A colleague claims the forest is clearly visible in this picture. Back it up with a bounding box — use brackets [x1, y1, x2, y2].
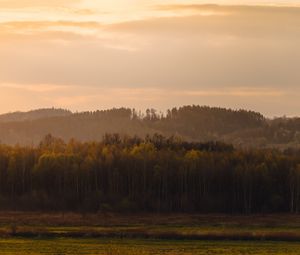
[0, 133, 300, 214]
[0, 106, 300, 148]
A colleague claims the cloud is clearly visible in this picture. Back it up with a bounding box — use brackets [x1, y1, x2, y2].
[0, 0, 81, 8]
[109, 5, 300, 39]
[0, 20, 105, 43]
[178, 87, 285, 97]
[1, 8, 300, 89]
[1, 21, 102, 29]
[0, 83, 70, 92]
[1, 4, 300, 116]
[155, 4, 300, 12]
[72, 9, 97, 15]
[3, 4, 300, 41]
[154, 4, 231, 14]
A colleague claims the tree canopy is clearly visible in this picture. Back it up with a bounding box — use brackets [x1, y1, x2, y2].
[0, 133, 299, 214]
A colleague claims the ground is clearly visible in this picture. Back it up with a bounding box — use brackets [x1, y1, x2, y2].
[0, 213, 300, 254]
[1, 238, 300, 255]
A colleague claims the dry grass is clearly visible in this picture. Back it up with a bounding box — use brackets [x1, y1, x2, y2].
[1, 238, 300, 255]
[0, 212, 299, 241]
[0, 212, 300, 227]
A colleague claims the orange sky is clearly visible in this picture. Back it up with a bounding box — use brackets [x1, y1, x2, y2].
[1, 1, 300, 116]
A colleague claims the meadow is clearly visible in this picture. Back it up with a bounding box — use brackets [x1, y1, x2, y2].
[1, 238, 300, 255]
[1, 213, 300, 240]
[0, 213, 300, 254]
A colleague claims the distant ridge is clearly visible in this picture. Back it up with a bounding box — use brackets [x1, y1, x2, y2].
[0, 108, 72, 123]
[0, 105, 299, 149]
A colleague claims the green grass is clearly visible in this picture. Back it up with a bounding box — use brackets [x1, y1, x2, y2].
[0, 238, 300, 255]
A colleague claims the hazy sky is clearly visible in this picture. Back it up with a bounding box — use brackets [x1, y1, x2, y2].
[1, 1, 300, 116]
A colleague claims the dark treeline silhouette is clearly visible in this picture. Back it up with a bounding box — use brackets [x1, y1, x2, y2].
[1, 106, 300, 148]
[0, 133, 300, 214]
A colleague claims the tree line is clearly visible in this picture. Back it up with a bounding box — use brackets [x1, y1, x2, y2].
[0, 133, 300, 213]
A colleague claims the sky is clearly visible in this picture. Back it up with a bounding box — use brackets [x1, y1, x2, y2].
[0, 1, 300, 117]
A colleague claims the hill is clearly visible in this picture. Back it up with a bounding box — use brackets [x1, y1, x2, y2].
[0, 105, 299, 148]
[0, 108, 72, 123]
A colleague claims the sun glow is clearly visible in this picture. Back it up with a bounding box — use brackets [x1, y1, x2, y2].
[1, 0, 300, 116]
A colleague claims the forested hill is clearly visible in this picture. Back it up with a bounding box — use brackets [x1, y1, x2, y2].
[0, 108, 72, 123]
[0, 105, 299, 148]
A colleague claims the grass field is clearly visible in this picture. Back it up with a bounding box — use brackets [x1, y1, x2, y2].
[0, 213, 300, 254]
[1, 238, 300, 255]
[1, 213, 300, 241]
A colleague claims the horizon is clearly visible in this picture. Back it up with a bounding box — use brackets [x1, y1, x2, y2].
[0, 105, 297, 119]
[1, 0, 300, 117]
